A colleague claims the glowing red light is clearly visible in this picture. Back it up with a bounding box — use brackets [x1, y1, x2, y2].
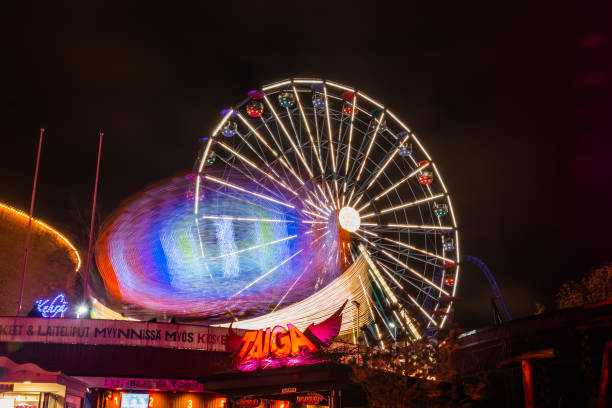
[418, 172, 433, 185]
[343, 104, 357, 115]
[341, 91, 355, 101]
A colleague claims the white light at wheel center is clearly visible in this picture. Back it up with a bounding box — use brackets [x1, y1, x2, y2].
[338, 206, 360, 232]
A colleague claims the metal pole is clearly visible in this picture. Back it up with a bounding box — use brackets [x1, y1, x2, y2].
[357, 306, 360, 344]
[83, 132, 103, 304]
[17, 128, 44, 315]
[352, 300, 361, 366]
[521, 360, 534, 408]
[352, 300, 360, 344]
[598, 341, 611, 408]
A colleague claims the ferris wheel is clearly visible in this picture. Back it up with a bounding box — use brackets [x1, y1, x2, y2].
[192, 78, 460, 345]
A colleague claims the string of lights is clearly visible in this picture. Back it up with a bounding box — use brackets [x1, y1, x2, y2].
[0, 202, 81, 271]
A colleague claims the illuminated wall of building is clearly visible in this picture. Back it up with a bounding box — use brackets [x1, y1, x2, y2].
[0, 202, 81, 316]
[101, 391, 225, 408]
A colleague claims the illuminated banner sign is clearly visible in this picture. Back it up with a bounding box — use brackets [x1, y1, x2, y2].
[77, 377, 204, 392]
[296, 394, 325, 404]
[0, 317, 232, 352]
[235, 398, 260, 407]
[227, 301, 345, 371]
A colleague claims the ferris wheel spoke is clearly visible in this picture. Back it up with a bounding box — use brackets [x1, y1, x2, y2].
[361, 244, 404, 297]
[216, 157, 287, 204]
[315, 182, 332, 207]
[344, 95, 358, 181]
[377, 261, 440, 303]
[334, 112, 345, 189]
[345, 186, 356, 207]
[361, 193, 446, 218]
[271, 261, 311, 312]
[304, 225, 328, 235]
[397, 293, 438, 327]
[356, 131, 411, 196]
[199, 215, 295, 223]
[195, 133, 216, 214]
[351, 193, 366, 211]
[323, 86, 337, 173]
[292, 86, 325, 175]
[378, 249, 449, 295]
[322, 180, 336, 209]
[303, 197, 330, 216]
[358, 228, 444, 268]
[237, 113, 305, 188]
[367, 287, 397, 341]
[204, 175, 295, 209]
[203, 185, 297, 219]
[233, 131, 294, 191]
[210, 235, 299, 260]
[357, 228, 378, 237]
[373, 162, 429, 202]
[375, 241, 444, 269]
[381, 236, 456, 263]
[238, 112, 305, 189]
[358, 228, 449, 267]
[362, 237, 449, 295]
[301, 209, 327, 220]
[356, 199, 370, 213]
[303, 188, 331, 214]
[231, 249, 303, 297]
[384, 223, 454, 231]
[284, 106, 311, 174]
[258, 117, 307, 187]
[355, 113, 385, 183]
[378, 257, 446, 291]
[317, 187, 334, 212]
[357, 275, 386, 347]
[214, 147, 294, 202]
[294, 180, 331, 214]
[236, 113, 281, 160]
[263, 95, 315, 179]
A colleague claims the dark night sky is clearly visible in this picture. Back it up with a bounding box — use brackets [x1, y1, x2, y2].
[0, 2, 608, 328]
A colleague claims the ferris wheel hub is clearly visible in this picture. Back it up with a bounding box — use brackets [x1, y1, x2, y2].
[338, 206, 360, 232]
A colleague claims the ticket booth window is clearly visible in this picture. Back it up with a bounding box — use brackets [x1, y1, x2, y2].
[1, 393, 40, 408]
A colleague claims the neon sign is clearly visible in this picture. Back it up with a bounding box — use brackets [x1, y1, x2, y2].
[227, 301, 346, 371]
[236, 324, 318, 361]
[35, 293, 69, 318]
[235, 398, 259, 407]
[296, 394, 325, 404]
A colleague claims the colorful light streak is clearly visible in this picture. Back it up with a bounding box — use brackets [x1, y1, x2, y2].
[95, 174, 347, 320]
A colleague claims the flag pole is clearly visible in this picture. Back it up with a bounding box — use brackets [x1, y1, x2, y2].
[83, 132, 103, 308]
[17, 128, 45, 315]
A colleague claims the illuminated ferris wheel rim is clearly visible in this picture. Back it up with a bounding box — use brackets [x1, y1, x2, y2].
[194, 78, 461, 339]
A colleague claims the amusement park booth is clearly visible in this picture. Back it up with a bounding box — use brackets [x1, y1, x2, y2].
[0, 357, 87, 408]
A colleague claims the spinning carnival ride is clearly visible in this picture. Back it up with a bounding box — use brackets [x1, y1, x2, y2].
[95, 79, 460, 347]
